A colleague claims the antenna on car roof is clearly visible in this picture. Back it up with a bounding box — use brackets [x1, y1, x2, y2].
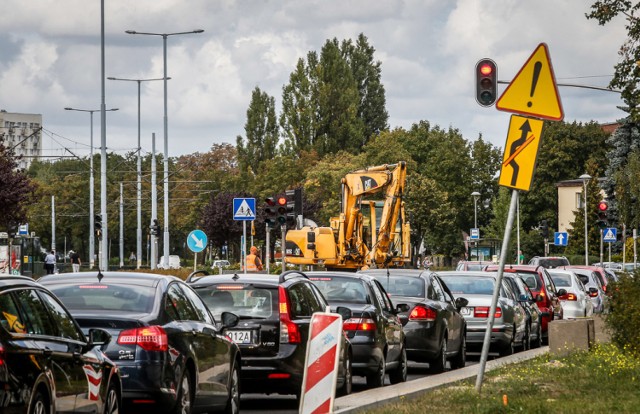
[97, 269, 103, 283]
[232, 274, 240, 280]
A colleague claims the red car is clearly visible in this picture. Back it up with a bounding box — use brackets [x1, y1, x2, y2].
[485, 264, 564, 344]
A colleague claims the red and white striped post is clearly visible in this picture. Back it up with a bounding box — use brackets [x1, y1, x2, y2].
[299, 312, 343, 414]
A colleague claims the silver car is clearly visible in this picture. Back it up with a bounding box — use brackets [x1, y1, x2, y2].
[567, 268, 607, 313]
[547, 269, 594, 318]
[437, 271, 527, 356]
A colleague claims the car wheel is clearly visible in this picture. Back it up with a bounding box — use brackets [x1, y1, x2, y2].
[29, 389, 49, 414]
[338, 351, 353, 396]
[522, 325, 531, 351]
[224, 362, 240, 414]
[449, 334, 466, 370]
[500, 331, 515, 357]
[389, 346, 407, 384]
[428, 335, 447, 374]
[173, 369, 192, 414]
[104, 382, 120, 414]
[365, 354, 385, 388]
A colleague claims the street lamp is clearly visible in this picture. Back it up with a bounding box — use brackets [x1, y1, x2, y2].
[471, 191, 480, 260]
[580, 173, 592, 265]
[64, 107, 119, 269]
[125, 29, 204, 269]
[107, 76, 169, 269]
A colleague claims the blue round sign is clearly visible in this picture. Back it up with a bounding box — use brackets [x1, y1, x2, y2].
[187, 230, 208, 253]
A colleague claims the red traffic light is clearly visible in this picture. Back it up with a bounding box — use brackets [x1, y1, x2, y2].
[475, 58, 497, 107]
[598, 201, 608, 212]
[480, 64, 493, 76]
[277, 196, 287, 206]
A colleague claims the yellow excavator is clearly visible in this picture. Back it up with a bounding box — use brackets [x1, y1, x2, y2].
[285, 162, 411, 270]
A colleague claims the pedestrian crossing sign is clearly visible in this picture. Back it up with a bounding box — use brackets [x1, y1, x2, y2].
[233, 198, 256, 221]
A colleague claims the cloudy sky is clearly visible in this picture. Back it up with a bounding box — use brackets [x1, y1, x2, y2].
[0, 1, 628, 160]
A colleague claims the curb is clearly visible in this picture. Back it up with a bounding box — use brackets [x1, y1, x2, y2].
[333, 346, 549, 414]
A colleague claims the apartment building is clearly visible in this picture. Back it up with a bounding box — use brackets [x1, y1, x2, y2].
[0, 110, 42, 170]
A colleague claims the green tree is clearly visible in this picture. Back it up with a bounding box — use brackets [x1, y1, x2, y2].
[236, 87, 279, 175]
[0, 145, 36, 230]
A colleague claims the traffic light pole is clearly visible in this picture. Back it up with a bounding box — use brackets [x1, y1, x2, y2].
[281, 225, 286, 268]
[265, 224, 271, 274]
[600, 229, 603, 266]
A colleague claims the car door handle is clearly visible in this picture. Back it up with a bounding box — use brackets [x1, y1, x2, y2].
[192, 329, 199, 336]
[42, 348, 53, 357]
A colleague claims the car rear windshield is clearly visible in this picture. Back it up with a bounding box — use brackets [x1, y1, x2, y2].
[539, 258, 569, 268]
[48, 283, 156, 313]
[438, 276, 495, 295]
[194, 285, 275, 319]
[516, 272, 542, 290]
[370, 275, 425, 297]
[308, 276, 368, 304]
[549, 273, 572, 287]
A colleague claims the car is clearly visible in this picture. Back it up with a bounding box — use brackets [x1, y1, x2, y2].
[38, 272, 241, 414]
[565, 265, 612, 293]
[486, 264, 564, 344]
[455, 261, 494, 271]
[436, 271, 528, 356]
[501, 273, 543, 349]
[562, 267, 607, 313]
[306, 271, 408, 387]
[528, 256, 570, 269]
[185, 269, 353, 399]
[158, 255, 181, 269]
[212, 260, 231, 269]
[358, 268, 468, 373]
[547, 269, 594, 319]
[0, 275, 122, 414]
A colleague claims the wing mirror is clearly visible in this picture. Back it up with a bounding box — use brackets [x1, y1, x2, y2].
[87, 328, 112, 348]
[395, 303, 411, 313]
[221, 311, 240, 328]
[556, 288, 567, 297]
[455, 297, 469, 310]
[335, 306, 352, 321]
[588, 287, 599, 297]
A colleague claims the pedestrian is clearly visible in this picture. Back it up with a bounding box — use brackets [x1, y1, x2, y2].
[129, 252, 136, 265]
[44, 250, 56, 275]
[69, 250, 81, 272]
[245, 246, 263, 272]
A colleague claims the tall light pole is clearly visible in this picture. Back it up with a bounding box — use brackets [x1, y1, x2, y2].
[472, 191, 480, 260]
[107, 76, 168, 269]
[580, 173, 592, 265]
[125, 29, 204, 268]
[64, 107, 118, 269]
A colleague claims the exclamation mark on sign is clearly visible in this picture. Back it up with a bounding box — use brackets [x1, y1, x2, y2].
[527, 61, 542, 108]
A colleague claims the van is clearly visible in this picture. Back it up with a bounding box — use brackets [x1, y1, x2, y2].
[157, 255, 181, 269]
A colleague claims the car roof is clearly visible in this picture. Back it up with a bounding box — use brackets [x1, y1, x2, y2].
[0, 275, 44, 289]
[307, 270, 375, 282]
[188, 270, 310, 287]
[435, 270, 497, 278]
[485, 264, 543, 273]
[38, 272, 178, 287]
[357, 268, 431, 278]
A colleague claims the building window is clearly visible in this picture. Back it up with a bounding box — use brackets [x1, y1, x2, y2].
[576, 192, 583, 209]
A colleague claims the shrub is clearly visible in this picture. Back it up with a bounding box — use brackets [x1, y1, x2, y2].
[606, 272, 640, 356]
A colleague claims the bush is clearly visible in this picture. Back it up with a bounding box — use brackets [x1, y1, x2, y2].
[606, 272, 640, 356]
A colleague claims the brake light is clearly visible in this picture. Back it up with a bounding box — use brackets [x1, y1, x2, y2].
[559, 293, 577, 301]
[278, 286, 300, 344]
[0, 345, 5, 367]
[474, 307, 502, 318]
[343, 318, 376, 331]
[117, 326, 168, 351]
[409, 305, 437, 321]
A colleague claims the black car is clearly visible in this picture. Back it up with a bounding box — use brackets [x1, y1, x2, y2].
[360, 269, 468, 373]
[0, 275, 121, 414]
[39, 272, 241, 414]
[502, 273, 543, 349]
[306, 271, 408, 388]
[185, 270, 353, 399]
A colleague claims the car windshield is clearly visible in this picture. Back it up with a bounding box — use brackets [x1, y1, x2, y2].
[371, 275, 425, 297]
[48, 283, 156, 313]
[439, 276, 495, 295]
[549, 273, 572, 287]
[194, 285, 274, 319]
[308, 276, 368, 303]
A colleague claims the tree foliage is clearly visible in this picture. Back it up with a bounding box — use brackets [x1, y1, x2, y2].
[0, 145, 36, 230]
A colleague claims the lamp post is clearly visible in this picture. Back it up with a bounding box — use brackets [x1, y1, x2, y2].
[64, 107, 118, 269]
[107, 76, 168, 269]
[580, 173, 592, 265]
[472, 191, 480, 260]
[125, 29, 204, 269]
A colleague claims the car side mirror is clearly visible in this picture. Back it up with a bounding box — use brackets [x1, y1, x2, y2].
[556, 289, 567, 297]
[335, 306, 352, 321]
[518, 294, 529, 302]
[589, 287, 599, 297]
[395, 303, 411, 313]
[455, 297, 469, 310]
[87, 328, 112, 348]
[220, 311, 239, 329]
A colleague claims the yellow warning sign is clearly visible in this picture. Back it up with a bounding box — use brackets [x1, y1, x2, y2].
[499, 115, 544, 191]
[496, 43, 563, 121]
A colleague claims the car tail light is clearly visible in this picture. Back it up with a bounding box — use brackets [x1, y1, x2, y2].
[409, 305, 437, 321]
[559, 293, 577, 301]
[538, 290, 550, 307]
[473, 306, 502, 318]
[0, 345, 4, 367]
[278, 286, 301, 344]
[343, 317, 376, 331]
[117, 326, 168, 351]
[268, 373, 291, 379]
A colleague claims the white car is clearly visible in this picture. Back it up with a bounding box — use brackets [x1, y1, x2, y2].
[211, 260, 231, 269]
[157, 255, 181, 269]
[547, 269, 593, 318]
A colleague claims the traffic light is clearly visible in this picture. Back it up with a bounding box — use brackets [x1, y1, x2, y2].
[597, 200, 608, 228]
[150, 218, 159, 236]
[276, 196, 287, 225]
[285, 188, 303, 229]
[475, 58, 497, 107]
[264, 197, 277, 227]
[540, 219, 549, 239]
[94, 214, 102, 238]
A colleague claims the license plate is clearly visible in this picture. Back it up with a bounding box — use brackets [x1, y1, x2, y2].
[460, 307, 473, 316]
[226, 330, 253, 344]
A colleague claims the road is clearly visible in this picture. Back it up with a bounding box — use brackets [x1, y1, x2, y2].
[239, 360, 480, 414]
